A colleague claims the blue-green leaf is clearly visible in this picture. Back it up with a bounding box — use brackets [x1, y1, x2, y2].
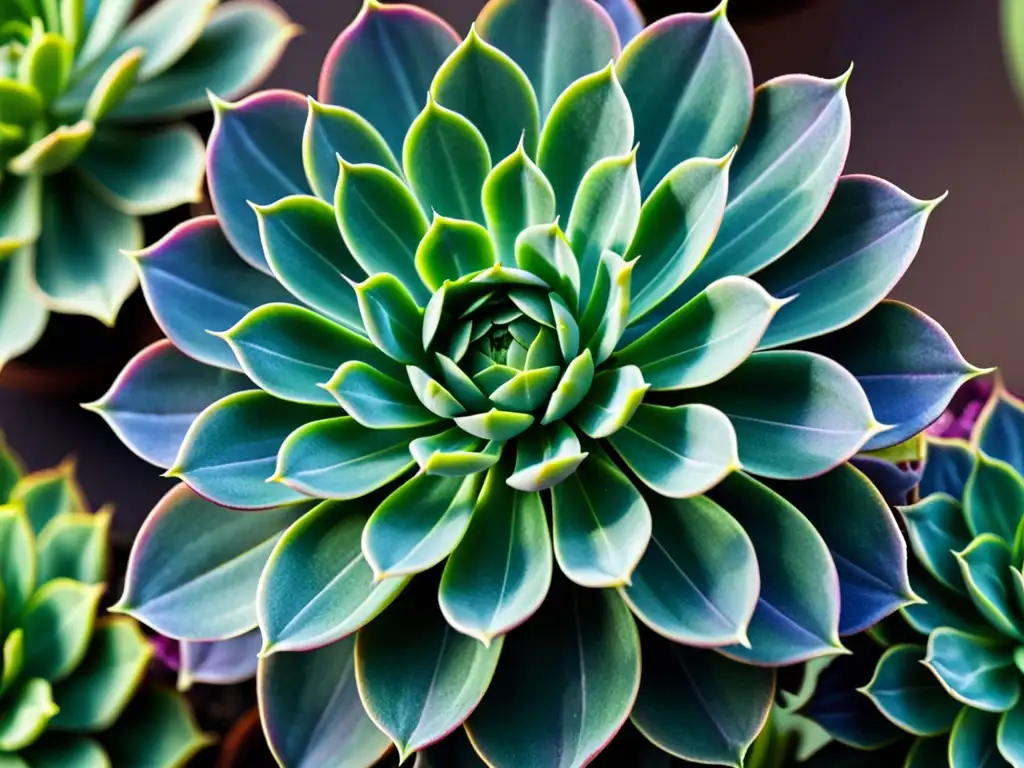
[515, 224, 578, 309]
[573, 365, 648, 439]
[326, 363, 440, 428]
[925, 627, 1020, 712]
[975, 384, 1024, 477]
[862, 644, 960, 736]
[506, 422, 588, 492]
[900, 493, 972, 593]
[964, 453, 1024, 543]
[353, 273, 426, 364]
[415, 215, 497, 291]
[487, 148, 558, 268]
[409, 428, 502, 476]
[956, 535, 1024, 641]
[950, 707, 1011, 768]
[921, 437, 975, 499]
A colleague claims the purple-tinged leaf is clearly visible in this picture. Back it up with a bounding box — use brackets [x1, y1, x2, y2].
[179, 630, 262, 689]
[595, 0, 643, 46]
[974, 383, 1024, 477]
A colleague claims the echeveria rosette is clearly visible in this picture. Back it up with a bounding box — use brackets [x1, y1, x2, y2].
[0, 0, 296, 367]
[0, 435, 210, 766]
[90, 0, 983, 765]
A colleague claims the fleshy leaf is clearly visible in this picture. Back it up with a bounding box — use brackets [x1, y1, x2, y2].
[956, 534, 1024, 641]
[631, 635, 773, 767]
[9, 458, 87, 535]
[21, 578, 102, 682]
[487, 149, 558, 269]
[573, 365, 648, 439]
[114, 483, 304, 640]
[862, 644, 960, 736]
[903, 560, 997, 638]
[925, 627, 1020, 712]
[900, 493, 972, 593]
[259, 500, 408, 653]
[975, 384, 1024, 477]
[506, 422, 588, 492]
[0, 679, 58, 751]
[101, 687, 212, 768]
[921, 437, 975, 499]
[7, 121, 94, 176]
[36, 508, 110, 585]
[488, 365, 561, 412]
[454, 409, 534, 441]
[949, 707, 1010, 768]
[964, 453, 1024, 543]
[82, 49, 143, 123]
[621, 493, 757, 647]
[542, 349, 595, 424]
[439, 462, 552, 644]
[0, 176, 42, 258]
[578, 250, 633, 363]
[0, 250, 47, 367]
[415, 215, 497, 291]
[409, 428, 502, 476]
[0, 505, 35, 632]
[259, 635, 391, 768]
[178, 630, 262, 689]
[353, 273, 426, 364]
[998, 698, 1024, 767]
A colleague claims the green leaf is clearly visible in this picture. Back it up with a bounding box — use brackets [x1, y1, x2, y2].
[956, 535, 1024, 641]
[578, 250, 633, 364]
[432, 25, 539, 162]
[302, 98, 400, 201]
[477, 0, 619, 118]
[0, 80, 42, 126]
[626, 155, 733, 324]
[0, 678, 58, 751]
[439, 463, 552, 644]
[326, 363, 440, 428]
[75, 125, 205, 216]
[254, 194, 365, 333]
[0, 504, 34, 632]
[364, 472, 482, 579]
[998, 698, 1024, 766]
[964, 453, 1024, 543]
[975, 384, 1024, 477]
[259, 635, 391, 768]
[19, 31, 72, 104]
[541, 350, 594, 425]
[8, 120, 94, 176]
[903, 561, 997, 638]
[21, 578, 103, 682]
[406, 366, 468, 419]
[454, 409, 534, 441]
[101, 687, 213, 768]
[223, 303, 397, 406]
[756, 176, 940, 348]
[608, 403, 739, 498]
[403, 96, 492, 224]
[409, 428, 502, 476]
[0, 248, 47, 365]
[537, 63, 634, 221]
[925, 627, 1020, 712]
[0, 174, 42, 258]
[551, 444, 650, 587]
[171, 391, 326, 509]
[356, 583, 503, 761]
[573, 365, 648, 439]
[21, 737, 111, 768]
[621, 494, 757, 646]
[36, 508, 110, 585]
[259, 500, 408, 653]
[687, 350, 877, 480]
[75, 0, 139, 69]
[903, 738, 951, 768]
[51, 617, 152, 732]
[336, 163, 429, 304]
[515, 223, 578, 309]
[114, 484, 304, 640]
[709, 472, 843, 665]
[618, 7, 752, 197]
[488, 365, 561, 412]
[550, 292, 580, 362]
[567, 149, 640, 304]
[950, 707, 1011, 768]
[10, 458, 86, 534]
[82, 48, 141, 122]
[671, 71, 852, 307]
[507, 422, 588, 492]
[465, 579, 640, 767]
[2, 630, 24, 698]
[353, 272, 426, 365]
[33, 177, 140, 325]
[0, 434, 24, 500]
[616, 276, 782, 390]
[900, 493, 972, 593]
[436, 356, 493, 412]
[862, 644, 960, 736]
[274, 417, 428, 500]
[631, 635, 773, 767]
[415, 215, 497, 291]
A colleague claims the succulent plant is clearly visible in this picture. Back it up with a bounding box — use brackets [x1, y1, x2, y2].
[0, 0, 296, 367]
[0, 436, 209, 766]
[87, 0, 983, 764]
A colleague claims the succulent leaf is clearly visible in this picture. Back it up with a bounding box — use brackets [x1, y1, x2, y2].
[925, 627, 1020, 712]
[862, 644, 961, 736]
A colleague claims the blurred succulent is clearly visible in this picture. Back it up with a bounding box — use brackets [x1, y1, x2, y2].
[88, 0, 982, 764]
[0, 0, 296, 367]
[798, 383, 1024, 766]
[153, 630, 262, 691]
[0, 436, 209, 765]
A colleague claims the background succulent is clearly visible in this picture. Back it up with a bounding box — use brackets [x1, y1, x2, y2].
[0, 435, 209, 766]
[87, 0, 982, 765]
[0, 0, 296, 367]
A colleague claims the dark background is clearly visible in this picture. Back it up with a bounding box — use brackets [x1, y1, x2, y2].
[0, 0, 1016, 533]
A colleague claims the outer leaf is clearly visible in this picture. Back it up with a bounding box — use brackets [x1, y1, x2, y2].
[0, 176, 42, 258]
[439, 463, 552, 644]
[36, 508, 111, 585]
[318, 0, 459, 159]
[7, 121, 95, 176]
[768, 463, 916, 635]
[207, 90, 309, 272]
[21, 738, 111, 768]
[997, 698, 1024, 767]
[101, 688, 213, 768]
[113, 483, 304, 640]
[710, 473, 843, 665]
[686, 350, 876, 479]
[83, 49, 142, 123]
[84, 340, 250, 469]
[975, 384, 1024, 477]
[956, 535, 1024, 641]
[631, 635, 773, 767]
[0, 250, 48, 367]
[260, 635, 391, 768]
[964, 453, 1024, 542]
[537, 63, 634, 221]
[21, 578, 103, 682]
[409, 428, 502, 476]
[133, 216, 296, 371]
[616, 276, 781, 389]
[542, 349, 595, 424]
[178, 630, 262, 689]
[903, 560, 997, 638]
[925, 628, 1020, 712]
[949, 707, 1011, 768]
[328, 363, 439, 428]
[465, 579, 640, 768]
[356, 584, 503, 760]
[454, 409, 534, 441]
[476, 0, 619, 118]
[9, 457, 87, 534]
[487, 148, 558, 268]
[171, 391, 327, 509]
[273, 417, 428, 500]
[0, 504, 34, 632]
[618, 7, 752, 197]
[620, 493, 758, 647]
[506, 422, 588, 492]
[921, 437, 975, 499]
[900, 494, 972, 593]
[607, 403, 739, 498]
[551, 445, 651, 587]
[757, 176, 941, 348]
[862, 645, 960, 736]
[258, 500, 408, 653]
[573, 365, 648, 439]
[353, 274, 427, 369]
[0, 679, 58, 751]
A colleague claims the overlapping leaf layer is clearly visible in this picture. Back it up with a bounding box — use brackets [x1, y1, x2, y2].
[0, 0, 295, 366]
[0, 435, 208, 766]
[91, 0, 982, 764]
